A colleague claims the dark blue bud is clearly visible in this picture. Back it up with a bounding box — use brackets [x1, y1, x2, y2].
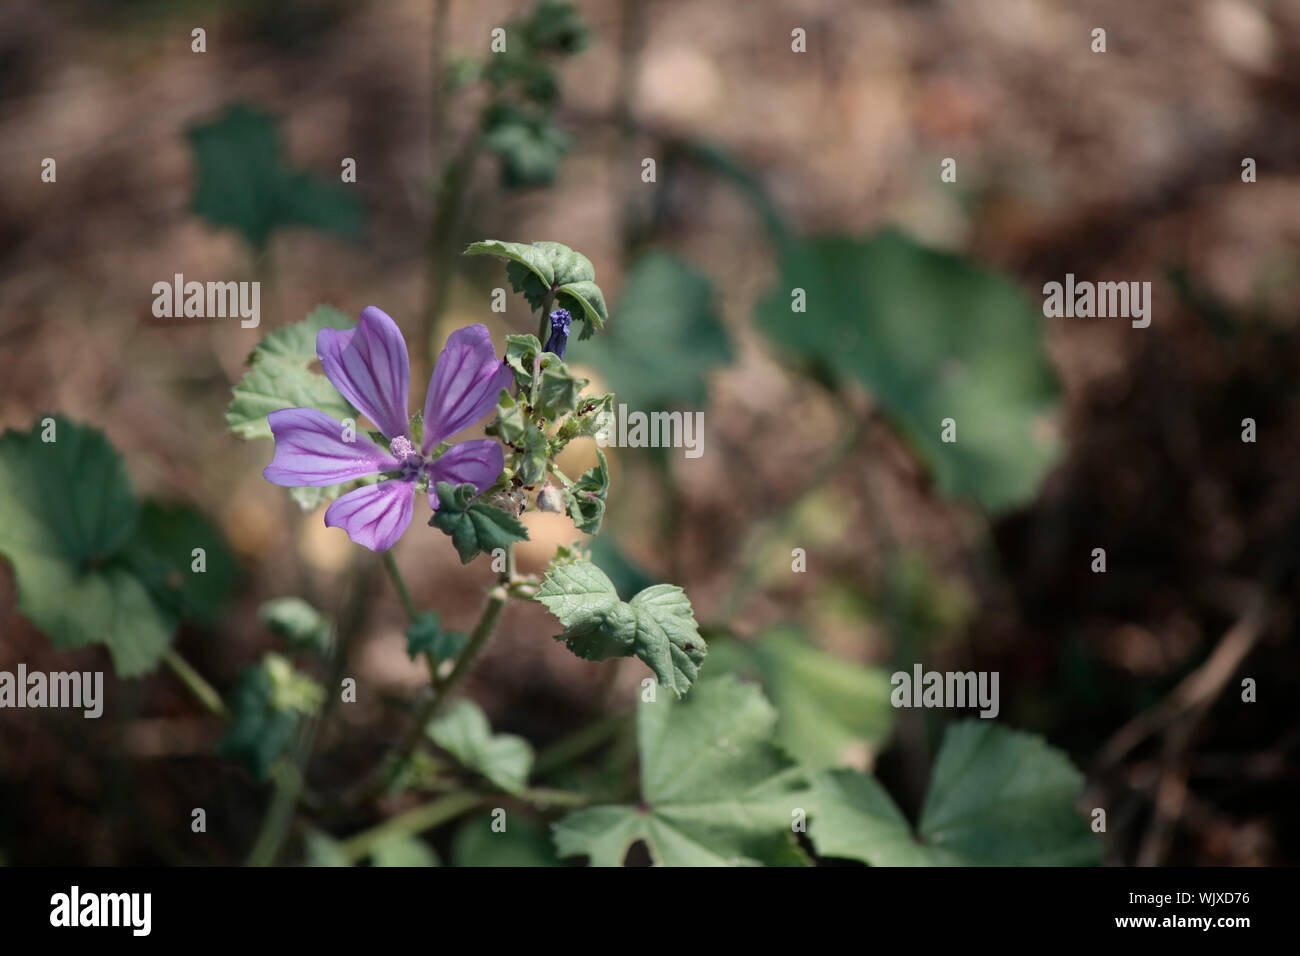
[543, 308, 573, 359]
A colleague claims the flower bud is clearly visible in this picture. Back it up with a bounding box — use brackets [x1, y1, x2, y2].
[536, 483, 564, 513]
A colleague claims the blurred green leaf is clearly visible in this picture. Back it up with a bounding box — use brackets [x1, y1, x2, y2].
[427, 700, 534, 795]
[404, 611, 467, 663]
[451, 815, 562, 867]
[226, 304, 357, 442]
[522, 0, 592, 54]
[808, 721, 1099, 865]
[481, 103, 571, 188]
[260, 596, 333, 653]
[582, 253, 731, 410]
[303, 831, 350, 867]
[710, 628, 893, 769]
[220, 664, 298, 780]
[124, 501, 237, 629]
[0, 418, 173, 676]
[221, 654, 321, 779]
[369, 835, 440, 867]
[756, 230, 1061, 513]
[186, 103, 363, 249]
[553, 675, 811, 866]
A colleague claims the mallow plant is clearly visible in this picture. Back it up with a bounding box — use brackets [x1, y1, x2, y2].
[0, 236, 1100, 866]
[238, 239, 707, 699]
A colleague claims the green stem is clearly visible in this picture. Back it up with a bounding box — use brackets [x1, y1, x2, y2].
[163, 648, 227, 720]
[337, 790, 482, 863]
[515, 787, 589, 808]
[400, 583, 508, 761]
[246, 758, 309, 866]
[533, 713, 628, 776]
[535, 290, 556, 342]
[381, 550, 418, 622]
[345, 577, 511, 808]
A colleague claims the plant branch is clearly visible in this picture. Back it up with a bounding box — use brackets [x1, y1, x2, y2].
[381, 550, 418, 622]
[163, 648, 227, 720]
[337, 790, 482, 864]
[343, 575, 511, 810]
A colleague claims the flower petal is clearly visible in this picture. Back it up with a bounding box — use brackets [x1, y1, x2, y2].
[426, 439, 505, 509]
[422, 324, 513, 451]
[263, 408, 398, 486]
[317, 306, 411, 439]
[324, 479, 415, 552]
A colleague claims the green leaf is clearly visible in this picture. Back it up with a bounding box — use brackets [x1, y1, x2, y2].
[428, 482, 529, 564]
[536, 359, 587, 421]
[554, 392, 613, 446]
[123, 501, 237, 629]
[501, 335, 543, 389]
[709, 628, 893, 769]
[585, 537, 657, 601]
[0, 418, 174, 676]
[536, 558, 632, 661]
[627, 584, 706, 697]
[451, 815, 562, 867]
[186, 103, 362, 249]
[553, 675, 811, 866]
[404, 611, 467, 663]
[303, 831, 351, 867]
[522, 0, 592, 54]
[564, 449, 608, 534]
[490, 388, 530, 444]
[226, 304, 357, 441]
[369, 835, 440, 867]
[553, 279, 608, 336]
[482, 51, 559, 104]
[464, 239, 608, 332]
[808, 721, 1100, 866]
[219, 663, 298, 780]
[260, 597, 333, 654]
[535, 559, 706, 696]
[582, 253, 731, 410]
[517, 429, 549, 486]
[262, 652, 325, 715]
[481, 103, 571, 189]
[755, 230, 1061, 513]
[427, 699, 534, 795]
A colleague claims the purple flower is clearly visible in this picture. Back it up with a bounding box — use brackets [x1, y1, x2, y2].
[543, 308, 572, 359]
[263, 307, 513, 551]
